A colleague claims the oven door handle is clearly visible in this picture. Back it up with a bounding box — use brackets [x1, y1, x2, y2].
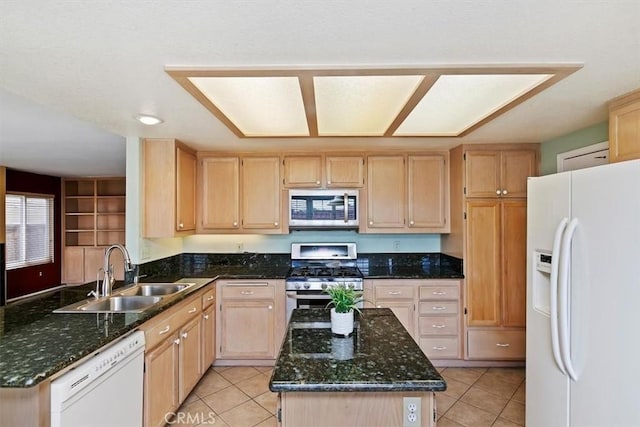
[286, 291, 331, 300]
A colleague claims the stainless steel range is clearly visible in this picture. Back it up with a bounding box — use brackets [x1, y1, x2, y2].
[285, 243, 364, 321]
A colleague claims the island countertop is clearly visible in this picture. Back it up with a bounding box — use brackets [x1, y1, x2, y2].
[269, 308, 446, 393]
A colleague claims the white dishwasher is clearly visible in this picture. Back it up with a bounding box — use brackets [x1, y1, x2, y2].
[50, 331, 145, 427]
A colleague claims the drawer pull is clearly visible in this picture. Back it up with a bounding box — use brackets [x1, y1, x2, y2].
[432, 306, 447, 311]
[431, 324, 446, 329]
[174, 338, 181, 345]
[182, 332, 188, 339]
[268, 305, 273, 310]
[158, 325, 171, 335]
[188, 307, 197, 313]
[241, 291, 255, 296]
[207, 296, 214, 301]
[432, 291, 446, 296]
[204, 314, 209, 320]
[388, 291, 401, 295]
[376, 305, 382, 308]
[496, 343, 511, 347]
[432, 346, 447, 351]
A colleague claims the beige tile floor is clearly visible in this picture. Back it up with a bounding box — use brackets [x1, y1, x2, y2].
[173, 365, 525, 427]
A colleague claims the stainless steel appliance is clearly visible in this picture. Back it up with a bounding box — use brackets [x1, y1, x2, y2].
[285, 243, 364, 321]
[288, 189, 359, 229]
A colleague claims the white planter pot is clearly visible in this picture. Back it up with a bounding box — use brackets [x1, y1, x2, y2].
[330, 308, 354, 337]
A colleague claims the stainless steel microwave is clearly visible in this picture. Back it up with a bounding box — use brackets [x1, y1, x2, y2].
[288, 189, 359, 229]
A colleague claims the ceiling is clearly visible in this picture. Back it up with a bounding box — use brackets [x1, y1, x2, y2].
[1, 1, 639, 177]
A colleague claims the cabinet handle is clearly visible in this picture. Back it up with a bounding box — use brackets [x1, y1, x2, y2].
[188, 307, 197, 313]
[241, 291, 254, 296]
[182, 332, 188, 339]
[496, 190, 501, 195]
[207, 296, 214, 301]
[388, 291, 401, 295]
[502, 190, 508, 195]
[496, 343, 511, 347]
[158, 325, 171, 335]
[204, 314, 209, 320]
[327, 180, 332, 185]
[432, 346, 447, 351]
[274, 222, 279, 227]
[432, 291, 446, 296]
[376, 305, 382, 308]
[174, 338, 181, 345]
[316, 180, 321, 185]
[268, 305, 273, 310]
[179, 222, 184, 228]
[369, 221, 373, 225]
[232, 221, 238, 227]
[409, 220, 414, 225]
[432, 306, 447, 311]
[432, 324, 446, 329]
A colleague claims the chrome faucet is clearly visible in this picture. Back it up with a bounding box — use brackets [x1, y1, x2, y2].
[101, 244, 133, 297]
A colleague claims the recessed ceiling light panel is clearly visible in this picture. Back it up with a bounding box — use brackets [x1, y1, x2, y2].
[314, 75, 424, 136]
[189, 76, 309, 137]
[135, 114, 163, 125]
[394, 74, 553, 136]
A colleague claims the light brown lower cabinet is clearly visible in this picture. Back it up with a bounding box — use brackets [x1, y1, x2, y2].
[140, 288, 208, 427]
[278, 391, 436, 427]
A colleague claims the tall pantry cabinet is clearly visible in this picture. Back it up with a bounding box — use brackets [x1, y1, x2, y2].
[442, 144, 538, 361]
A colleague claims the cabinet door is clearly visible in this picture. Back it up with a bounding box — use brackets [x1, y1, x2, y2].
[501, 151, 536, 198]
[326, 156, 364, 188]
[375, 300, 415, 338]
[501, 200, 527, 327]
[179, 316, 202, 402]
[219, 299, 275, 358]
[367, 156, 405, 228]
[176, 145, 196, 231]
[63, 247, 85, 284]
[200, 157, 240, 229]
[84, 247, 105, 283]
[407, 154, 448, 229]
[609, 99, 640, 163]
[144, 335, 179, 427]
[465, 151, 501, 198]
[283, 156, 322, 187]
[241, 157, 281, 231]
[466, 200, 501, 327]
[201, 304, 216, 373]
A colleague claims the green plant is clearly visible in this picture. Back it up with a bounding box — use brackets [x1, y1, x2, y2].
[324, 284, 364, 314]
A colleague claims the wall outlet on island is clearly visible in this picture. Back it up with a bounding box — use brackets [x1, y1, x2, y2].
[393, 241, 400, 251]
[403, 397, 421, 427]
[236, 242, 244, 253]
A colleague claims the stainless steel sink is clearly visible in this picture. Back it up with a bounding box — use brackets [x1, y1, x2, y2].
[54, 282, 196, 313]
[80, 296, 163, 312]
[118, 283, 190, 297]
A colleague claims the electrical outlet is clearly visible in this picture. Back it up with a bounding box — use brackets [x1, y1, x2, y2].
[236, 242, 244, 253]
[403, 397, 421, 427]
[393, 240, 400, 251]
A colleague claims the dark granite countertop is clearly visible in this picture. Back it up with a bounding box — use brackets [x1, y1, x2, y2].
[269, 308, 446, 392]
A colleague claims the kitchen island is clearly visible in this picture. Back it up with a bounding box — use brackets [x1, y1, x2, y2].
[270, 308, 446, 427]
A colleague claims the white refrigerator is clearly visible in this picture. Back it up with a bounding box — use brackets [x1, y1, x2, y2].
[526, 159, 640, 427]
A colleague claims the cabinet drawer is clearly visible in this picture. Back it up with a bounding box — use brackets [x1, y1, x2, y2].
[419, 337, 459, 359]
[419, 286, 459, 301]
[222, 284, 274, 299]
[172, 298, 202, 328]
[141, 295, 202, 350]
[202, 287, 216, 308]
[374, 286, 415, 300]
[419, 316, 458, 336]
[419, 301, 458, 315]
[467, 329, 525, 360]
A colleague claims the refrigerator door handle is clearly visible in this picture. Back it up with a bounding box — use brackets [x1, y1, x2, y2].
[550, 217, 569, 376]
[559, 217, 579, 381]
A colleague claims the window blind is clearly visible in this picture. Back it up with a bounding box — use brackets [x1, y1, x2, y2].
[5, 193, 54, 269]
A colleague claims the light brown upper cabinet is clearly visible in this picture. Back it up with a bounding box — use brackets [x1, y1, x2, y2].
[198, 155, 283, 233]
[143, 139, 196, 238]
[365, 153, 449, 233]
[283, 154, 364, 188]
[609, 88, 640, 163]
[464, 150, 536, 198]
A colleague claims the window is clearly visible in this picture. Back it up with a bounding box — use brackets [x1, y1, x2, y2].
[5, 193, 54, 270]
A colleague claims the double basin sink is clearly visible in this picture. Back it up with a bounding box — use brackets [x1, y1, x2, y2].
[54, 283, 197, 313]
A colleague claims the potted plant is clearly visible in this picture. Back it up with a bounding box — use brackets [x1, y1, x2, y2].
[324, 283, 363, 337]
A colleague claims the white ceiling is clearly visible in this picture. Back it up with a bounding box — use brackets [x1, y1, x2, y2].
[1, 1, 639, 177]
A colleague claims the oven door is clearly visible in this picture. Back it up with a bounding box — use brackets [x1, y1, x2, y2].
[286, 290, 332, 321]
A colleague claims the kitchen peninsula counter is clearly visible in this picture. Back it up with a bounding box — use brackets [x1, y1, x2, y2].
[270, 308, 445, 426]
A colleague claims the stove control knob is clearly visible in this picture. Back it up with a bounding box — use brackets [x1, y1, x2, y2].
[303, 283, 311, 289]
[294, 283, 301, 290]
[347, 283, 354, 289]
[321, 283, 327, 290]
